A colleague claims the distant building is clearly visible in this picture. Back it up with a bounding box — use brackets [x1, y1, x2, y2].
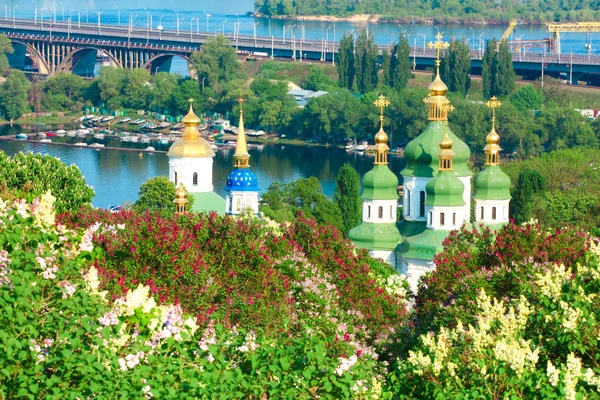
[167, 101, 225, 215]
[287, 89, 328, 108]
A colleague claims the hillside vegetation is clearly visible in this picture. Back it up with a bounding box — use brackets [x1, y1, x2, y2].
[255, 0, 600, 23]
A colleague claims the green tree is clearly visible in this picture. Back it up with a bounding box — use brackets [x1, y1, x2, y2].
[0, 152, 94, 214]
[0, 34, 14, 75]
[172, 79, 203, 114]
[355, 28, 378, 93]
[389, 33, 411, 90]
[333, 163, 362, 235]
[0, 70, 30, 121]
[97, 66, 127, 110]
[191, 35, 245, 92]
[381, 48, 391, 87]
[494, 39, 516, 97]
[510, 168, 547, 224]
[440, 39, 471, 96]
[259, 177, 343, 230]
[42, 72, 87, 111]
[123, 68, 151, 109]
[148, 72, 178, 112]
[509, 84, 545, 111]
[134, 176, 194, 217]
[482, 38, 497, 99]
[303, 65, 336, 91]
[336, 33, 355, 90]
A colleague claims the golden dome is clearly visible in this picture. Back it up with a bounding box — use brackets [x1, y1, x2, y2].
[374, 126, 389, 145]
[174, 183, 188, 203]
[428, 73, 448, 96]
[440, 131, 453, 150]
[168, 100, 215, 158]
[486, 126, 500, 146]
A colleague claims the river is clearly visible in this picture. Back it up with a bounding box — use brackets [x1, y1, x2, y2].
[0, 140, 406, 209]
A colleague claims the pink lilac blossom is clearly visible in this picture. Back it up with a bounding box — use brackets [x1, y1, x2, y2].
[58, 280, 77, 298]
[0, 250, 11, 286]
[98, 311, 119, 326]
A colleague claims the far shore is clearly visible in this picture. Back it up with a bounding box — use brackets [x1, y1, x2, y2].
[254, 13, 549, 25]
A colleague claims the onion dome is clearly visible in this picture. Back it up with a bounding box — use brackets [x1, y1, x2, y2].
[402, 122, 471, 178]
[348, 221, 402, 251]
[168, 100, 215, 158]
[473, 166, 511, 200]
[233, 102, 250, 168]
[225, 169, 259, 192]
[425, 129, 465, 207]
[474, 97, 511, 200]
[361, 165, 399, 200]
[173, 183, 189, 214]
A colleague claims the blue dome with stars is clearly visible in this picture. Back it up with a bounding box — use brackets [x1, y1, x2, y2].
[225, 168, 259, 192]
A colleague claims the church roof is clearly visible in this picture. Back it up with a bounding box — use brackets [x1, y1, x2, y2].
[425, 171, 465, 207]
[189, 191, 226, 215]
[348, 221, 402, 251]
[168, 102, 215, 158]
[361, 165, 399, 200]
[473, 166, 512, 200]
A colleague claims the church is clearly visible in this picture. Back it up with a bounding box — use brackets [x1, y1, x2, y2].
[348, 34, 512, 290]
[167, 99, 260, 217]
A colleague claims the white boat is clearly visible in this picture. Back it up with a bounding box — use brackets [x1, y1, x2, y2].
[66, 130, 77, 137]
[210, 144, 218, 150]
[130, 136, 139, 143]
[40, 138, 52, 143]
[82, 115, 95, 121]
[74, 142, 88, 147]
[102, 116, 114, 122]
[159, 138, 169, 145]
[121, 136, 131, 142]
[16, 133, 28, 140]
[140, 137, 150, 144]
[56, 129, 66, 134]
[89, 143, 105, 148]
[354, 145, 367, 151]
[36, 132, 47, 138]
[93, 133, 106, 140]
[119, 117, 131, 123]
[145, 146, 155, 152]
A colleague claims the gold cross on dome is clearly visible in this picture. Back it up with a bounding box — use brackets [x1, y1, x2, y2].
[188, 97, 194, 104]
[441, 103, 455, 126]
[485, 96, 502, 120]
[427, 32, 450, 64]
[373, 94, 390, 122]
[237, 97, 245, 111]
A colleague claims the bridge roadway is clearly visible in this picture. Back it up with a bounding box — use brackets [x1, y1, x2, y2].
[1, 18, 600, 83]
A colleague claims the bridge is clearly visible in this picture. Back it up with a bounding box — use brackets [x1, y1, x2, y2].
[1, 18, 600, 84]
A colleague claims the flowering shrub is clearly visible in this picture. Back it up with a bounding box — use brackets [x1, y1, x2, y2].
[390, 241, 600, 399]
[0, 195, 393, 398]
[59, 207, 408, 358]
[0, 152, 94, 213]
[413, 222, 590, 334]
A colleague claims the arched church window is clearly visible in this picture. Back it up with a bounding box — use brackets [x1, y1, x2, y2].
[378, 206, 383, 219]
[193, 172, 198, 186]
[419, 191, 425, 217]
[492, 207, 497, 220]
[367, 205, 371, 219]
[390, 205, 393, 219]
[453, 213, 456, 226]
[480, 207, 484, 220]
[428, 211, 432, 225]
[440, 212, 445, 226]
[406, 191, 411, 216]
[174, 172, 178, 186]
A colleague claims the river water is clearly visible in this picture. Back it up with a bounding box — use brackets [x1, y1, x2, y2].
[0, 140, 406, 209]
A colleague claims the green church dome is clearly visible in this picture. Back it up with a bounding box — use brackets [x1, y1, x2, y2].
[402, 121, 471, 178]
[348, 222, 402, 251]
[361, 165, 399, 200]
[425, 171, 465, 207]
[473, 166, 512, 200]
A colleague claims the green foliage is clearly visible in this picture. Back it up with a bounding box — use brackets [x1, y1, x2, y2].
[123, 68, 151, 109]
[133, 176, 194, 218]
[0, 70, 30, 120]
[303, 65, 336, 91]
[502, 148, 600, 230]
[336, 33, 355, 90]
[0, 33, 14, 75]
[440, 39, 471, 96]
[191, 35, 246, 92]
[97, 66, 128, 110]
[495, 39, 517, 97]
[354, 29, 378, 94]
[510, 168, 548, 224]
[482, 38, 497, 100]
[259, 177, 343, 231]
[333, 163, 362, 235]
[389, 33, 411, 91]
[509, 84, 545, 111]
[41, 72, 88, 111]
[0, 152, 94, 214]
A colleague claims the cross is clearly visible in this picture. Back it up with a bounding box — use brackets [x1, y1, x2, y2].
[485, 96, 502, 128]
[373, 94, 390, 123]
[188, 97, 194, 104]
[427, 32, 449, 66]
[441, 103, 455, 126]
[237, 97, 245, 112]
